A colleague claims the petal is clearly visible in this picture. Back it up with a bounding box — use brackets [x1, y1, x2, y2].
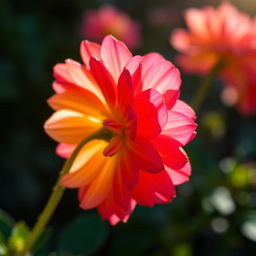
[79, 156, 116, 209]
[171, 29, 192, 52]
[44, 109, 102, 144]
[89, 57, 116, 108]
[47, 86, 108, 118]
[101, 35, 133, 83]
[134, 89, 168, 139]
[80, 40, 101, 67]
[98, 193, 136, 225]
[141, 54, 181, 106]
[56, 143, 76, 158]
[103, 136, 122, 157]
[171, 100, 196, 120]
[165, 161, 191, 186]
[112, 168, 131, 210]
[65, 59, 105, 103]
[125, 55, 143, 95]
[61, 140, 108, 188]
[162, 111, 197, 146]
[132, 170, 176, 207]
[129, 136, 164, 174]
[117, 68, 133, 116]
[152, 135, 188, 170]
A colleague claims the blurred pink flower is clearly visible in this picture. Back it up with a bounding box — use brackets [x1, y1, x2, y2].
[80, 5, 141, 49]
[170, 2, 256, 115]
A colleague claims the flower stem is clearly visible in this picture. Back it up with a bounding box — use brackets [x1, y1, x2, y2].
[22, 128, 111, 256]
[191, 60, 224, 111]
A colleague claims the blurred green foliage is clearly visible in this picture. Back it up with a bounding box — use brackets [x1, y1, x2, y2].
[1, 0, 256, 255]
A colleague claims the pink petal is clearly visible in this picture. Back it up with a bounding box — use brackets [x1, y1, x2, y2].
[163, 111, 197, 146]
[141, 54, 181, 106]
[171, 100, 196, 120]
[171, 29, 192, 52]
[56, 143, 76, 158]
[134, 89, 168, 139]
[101, 35, 133, 83]
[65, 59, 104, 103]
[165, 162, 191, 186]
[80, 40, 101, 67]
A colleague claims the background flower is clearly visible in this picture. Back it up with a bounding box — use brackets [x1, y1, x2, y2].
[170, 2, 256, 115]
[80, 5, 141, 49]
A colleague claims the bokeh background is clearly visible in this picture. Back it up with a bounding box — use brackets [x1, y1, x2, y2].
[1, 0, 256, 255]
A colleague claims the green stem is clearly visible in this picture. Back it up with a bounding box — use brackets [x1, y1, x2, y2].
[22, 128, 111, 256]
[191, 60, 224, 111]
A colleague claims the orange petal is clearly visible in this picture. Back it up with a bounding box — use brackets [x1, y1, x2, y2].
[61, 140, 108, 188]
[79, 156, 117, 209]
[47, 86, 108, 118]
[44, 109, 102, 144]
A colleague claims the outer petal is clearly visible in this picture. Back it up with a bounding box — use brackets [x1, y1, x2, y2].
[165, 161, 192, 186]
[152, 135, 188, 170]
[79, 156, 116, 209]
[101, 35, 133, 83]
[171, 100, 196, 120]
[98, 192, 136, 225]
[141, 54, 181, 108]
[171, 29, 192, 52]
[44, 109, 102, 144]
[162, 111, 197, 146]
[47, 86, 108, 118]
[134, 89, 168, 139]
[80, 40, 101, 67]
[61, 140, 108, 188]
[56, 143, 76, 158]
[152, 135, 191, 185]
[132, 170, 176, 207]
[65, 59, 105, 103]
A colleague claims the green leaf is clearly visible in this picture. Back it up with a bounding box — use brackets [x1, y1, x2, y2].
[0, 233, 7, 255]
[11, 222, 29, 241]
[58, 214, 108, 255]
[0, 209, 15, 239]
[8, 222, 30, 253]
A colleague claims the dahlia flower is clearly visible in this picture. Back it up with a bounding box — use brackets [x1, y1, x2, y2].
[170, 2, 256, 115]
[44, 35, 197, 225]
[80, 5, 141, 49]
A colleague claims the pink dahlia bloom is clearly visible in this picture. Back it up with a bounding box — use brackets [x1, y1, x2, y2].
[44, 35, 197, 225]
[170, 2, 256, 115]
[80, 5, 141, 49]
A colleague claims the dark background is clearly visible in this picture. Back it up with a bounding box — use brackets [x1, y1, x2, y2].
[1, 0, 256, 255]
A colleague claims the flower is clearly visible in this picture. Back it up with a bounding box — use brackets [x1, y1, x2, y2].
[170, 2, 256, 115]
[44, 35, 197, 225]
[80, 5, 141, 49]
